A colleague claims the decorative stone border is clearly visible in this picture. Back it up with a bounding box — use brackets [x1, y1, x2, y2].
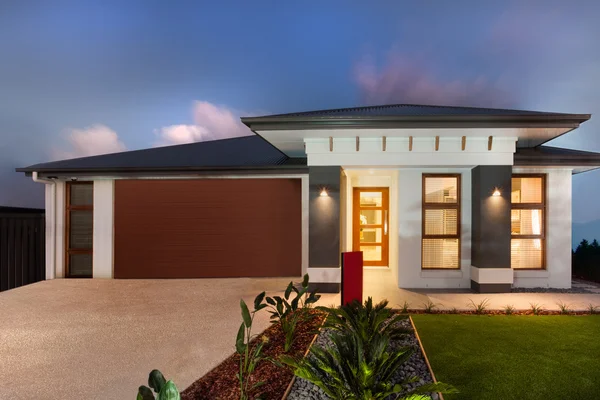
[281, 318, 326, 400]
[409, 315, 445, 400]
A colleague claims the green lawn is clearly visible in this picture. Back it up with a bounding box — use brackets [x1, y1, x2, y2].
[411, 315, 600, 400]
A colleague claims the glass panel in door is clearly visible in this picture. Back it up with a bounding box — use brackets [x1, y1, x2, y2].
[353, 188, 389, 267]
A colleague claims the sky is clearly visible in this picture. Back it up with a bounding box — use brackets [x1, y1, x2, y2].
[1, 0, 600, 224]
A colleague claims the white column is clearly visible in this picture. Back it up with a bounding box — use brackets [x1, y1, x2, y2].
[93, 180, 115, 278]
[44, 184, 55, 280]
[55, 181, 66, 278]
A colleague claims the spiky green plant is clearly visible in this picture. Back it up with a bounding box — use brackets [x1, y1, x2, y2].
[556, 301, 572, 315]
[530, 303, 544, 315]
[236, 292, 268, 399]
[319, 297, 410, 351]
[467, 298, 490, 315]
[422, 300, 438, 313]
[503, 304, 515, 315]
[449, 307, 459, 314]
[281, 329, 456, 399]
[588, 304, 598, 314]
[137, 370, 180, 400]
[399, 301, 410, 314]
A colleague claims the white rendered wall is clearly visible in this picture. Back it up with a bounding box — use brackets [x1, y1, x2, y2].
[55, 181, 66, 278]
[397, 168, 472, 289]
[93, 180, 115, 278]
[513, 168, 572, 288]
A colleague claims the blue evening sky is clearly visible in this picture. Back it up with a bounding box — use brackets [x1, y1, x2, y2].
[1, 0, 600, 224]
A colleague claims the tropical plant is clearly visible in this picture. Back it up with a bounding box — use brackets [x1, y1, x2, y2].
[399, 301, 410, 314]
[530, 303, 544, 315]
[265, 274, 320, 352]
[422, 300, 438, 313]
[320, 297, 410, 351]
[467, 298, 490, 314]
[503, 304, 515, 315]
[281, 329, 456, 399]
[236, 292, 268, 400]
[556, 301, 572, 315]
[137, 370, 180, 400]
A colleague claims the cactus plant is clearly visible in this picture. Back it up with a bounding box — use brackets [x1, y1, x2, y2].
[137, 369, 180, 400]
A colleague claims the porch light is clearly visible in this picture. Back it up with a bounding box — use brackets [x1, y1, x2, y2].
[320, 188, 328, 197]
[492, 188, 501, 197]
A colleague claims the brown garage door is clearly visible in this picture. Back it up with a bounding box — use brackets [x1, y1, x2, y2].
[114, 179, 301, 278]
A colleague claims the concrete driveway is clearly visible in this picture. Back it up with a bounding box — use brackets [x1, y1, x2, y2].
[0, 279, 338, 400]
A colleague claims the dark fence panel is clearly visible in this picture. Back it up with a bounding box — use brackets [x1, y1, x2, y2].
[0, 213, 45, 292]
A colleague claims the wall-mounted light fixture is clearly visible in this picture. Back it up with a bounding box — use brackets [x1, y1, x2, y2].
[320, 188, 328, 197]
[492, 188, 501, 197]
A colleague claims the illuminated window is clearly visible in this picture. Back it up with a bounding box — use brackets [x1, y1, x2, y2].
[511, 175, 545, 269]
[422, 175, 460, 269]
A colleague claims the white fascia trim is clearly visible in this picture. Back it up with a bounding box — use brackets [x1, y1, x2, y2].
[470, 266, 514, 284]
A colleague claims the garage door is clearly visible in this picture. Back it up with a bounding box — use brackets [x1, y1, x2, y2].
[114, 179, 301, 278]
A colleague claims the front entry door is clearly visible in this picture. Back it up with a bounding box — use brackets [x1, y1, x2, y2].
[352, 187, 389, 267]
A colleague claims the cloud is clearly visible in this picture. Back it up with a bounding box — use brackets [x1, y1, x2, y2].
[52, 124, 126, 160]
[353, 52, 515, 108]
[155, 101, 252, 146]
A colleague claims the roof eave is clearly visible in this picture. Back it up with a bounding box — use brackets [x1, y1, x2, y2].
[242, 114, 590, 131]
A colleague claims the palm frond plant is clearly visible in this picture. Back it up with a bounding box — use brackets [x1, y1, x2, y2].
[281, 329, 456, 400]
[399, 301, 410, 314]
[319, 297, 410, 350]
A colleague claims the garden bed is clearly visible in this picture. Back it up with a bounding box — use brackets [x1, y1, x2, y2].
[181, 310, 325, 400]
[286, 315, 439, 400]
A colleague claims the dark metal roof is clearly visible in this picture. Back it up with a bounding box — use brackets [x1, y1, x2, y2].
[256, 104, 575, 118]
[17, 135, 305, 174]
[242, 103, 590, 130]
[515, 146, 600, 173]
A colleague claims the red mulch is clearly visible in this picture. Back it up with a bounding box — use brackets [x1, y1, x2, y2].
[181, 310, 324, 400]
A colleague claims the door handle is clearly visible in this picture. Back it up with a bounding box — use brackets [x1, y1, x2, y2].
[384, 210, 388, 235]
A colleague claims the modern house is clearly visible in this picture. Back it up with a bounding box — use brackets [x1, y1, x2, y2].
[17, 104, 600, 293]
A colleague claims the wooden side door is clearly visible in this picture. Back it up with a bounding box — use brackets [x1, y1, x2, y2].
[352, 187, 389, 267]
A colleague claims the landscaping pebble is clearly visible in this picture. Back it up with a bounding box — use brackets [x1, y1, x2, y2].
[287, 317, 438, 400]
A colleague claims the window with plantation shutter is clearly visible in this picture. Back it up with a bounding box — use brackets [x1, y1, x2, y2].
[422, 175, 461, 269]
[511, 175, 545, 269]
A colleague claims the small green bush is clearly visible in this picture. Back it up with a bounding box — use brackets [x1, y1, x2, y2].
[530, 303, 544, 315]
[504, 304, 515, 315]
[137, 370, 180, 400]
[468, 298, 490, 314]
[422, 300, 438, 313]
[556, 301, 571, 315]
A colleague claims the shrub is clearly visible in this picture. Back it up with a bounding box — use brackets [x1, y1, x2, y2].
[320, 297, 410, 350]
[530, 303, 544, 315]
[422, 300, 438, 313]
[503, 304, 515, 315]
[449, 307, 459, 314]
[137, 370, 180, 400]
[467, 298, 490, 314]
[400, 301, 410, 314]
[281, 323, 456, 399]
[588, 304, 598, 314]
[556, 301, 571, 315]
[236, 292, 268, 399]
[265, 274, 320, 352]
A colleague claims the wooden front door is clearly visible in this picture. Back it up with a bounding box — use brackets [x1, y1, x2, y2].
[352, 187, 389, 267]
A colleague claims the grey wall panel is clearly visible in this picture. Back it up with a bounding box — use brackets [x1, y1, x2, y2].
[471, 166, 512, 269]
[308, 166, 341, 268]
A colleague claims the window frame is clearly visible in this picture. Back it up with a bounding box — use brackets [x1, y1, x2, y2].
[65, 181, 94, 278]
[511, 173, 546, 270]
[421, 173, 461, 270]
